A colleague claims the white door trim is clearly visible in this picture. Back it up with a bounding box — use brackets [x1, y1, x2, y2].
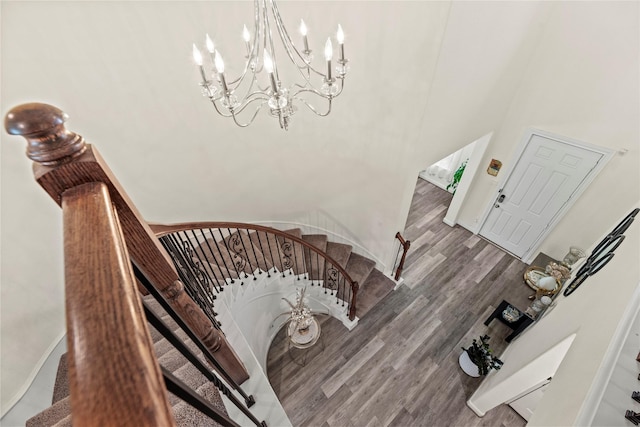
[477, 128, 614, 263]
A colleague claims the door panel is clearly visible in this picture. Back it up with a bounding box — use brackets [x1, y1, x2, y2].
[480, 134, 603, 258]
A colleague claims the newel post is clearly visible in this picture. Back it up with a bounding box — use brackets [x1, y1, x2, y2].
[5, 103, 250, 384]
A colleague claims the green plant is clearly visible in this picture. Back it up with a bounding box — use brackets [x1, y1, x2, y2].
[446, 159, 468, 195]
[462, 334, 503, 376]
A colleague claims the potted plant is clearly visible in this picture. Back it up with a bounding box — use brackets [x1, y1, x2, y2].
[459, 334, 503, 377]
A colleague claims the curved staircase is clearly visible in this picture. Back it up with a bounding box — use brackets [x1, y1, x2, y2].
[26, 224, 397, 426]
[154, 224, 398, 326]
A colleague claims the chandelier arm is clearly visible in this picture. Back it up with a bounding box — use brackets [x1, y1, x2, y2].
[270, 0, 327, 78]
[292, 87, 330, 99]
[230, 101, 269, 128]
[291, 81, 344, 99]
[209, 99, 235, 118]
[232, 93, 271, 115]
[291, 82, 344, 98]
[293, 96, 333, 117]
[225, 0, 265, 97]
[209, 93, 269, 118]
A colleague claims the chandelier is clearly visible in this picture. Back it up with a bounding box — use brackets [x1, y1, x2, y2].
[192, 0, 349, 130]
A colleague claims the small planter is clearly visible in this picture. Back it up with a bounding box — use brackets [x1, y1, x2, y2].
[458, 350, 480, 377]
[460, 334, 503, 376]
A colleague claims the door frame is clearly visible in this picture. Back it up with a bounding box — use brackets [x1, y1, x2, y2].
[477, 128, 614, 263]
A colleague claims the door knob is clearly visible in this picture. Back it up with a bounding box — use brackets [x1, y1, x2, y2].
[497, 194, 506, 203]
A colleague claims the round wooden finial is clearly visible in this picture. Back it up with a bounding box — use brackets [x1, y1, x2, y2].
[4, 102, 86, 166]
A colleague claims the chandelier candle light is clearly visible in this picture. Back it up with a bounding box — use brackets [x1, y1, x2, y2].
[192, 0, 349, 130]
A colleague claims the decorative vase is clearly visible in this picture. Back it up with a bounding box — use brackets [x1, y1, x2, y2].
[458, 350, 480, 377]
[562, 246, 586, 268]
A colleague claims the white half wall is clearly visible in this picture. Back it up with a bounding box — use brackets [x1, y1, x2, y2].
[467, 204, 640, 426]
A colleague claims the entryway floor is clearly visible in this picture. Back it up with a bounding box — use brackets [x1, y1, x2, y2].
[266, 179, 531, 426]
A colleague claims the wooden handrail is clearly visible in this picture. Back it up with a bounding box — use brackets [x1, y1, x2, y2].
[5, 103, 249, 385]
[62, 182, 175, 426]
[150, 221, 360, 320]
[394, 232, 411, 281]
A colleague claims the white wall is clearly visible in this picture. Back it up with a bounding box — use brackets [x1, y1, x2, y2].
[457, 1, 640, 262]
[2, 1, 638, 417]
[464, 3, 640, 424]
[0, 1, 451, 413]
[470, 203, 640, 426]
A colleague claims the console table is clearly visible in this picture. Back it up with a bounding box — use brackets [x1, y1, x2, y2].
[484, 300, 534, 342]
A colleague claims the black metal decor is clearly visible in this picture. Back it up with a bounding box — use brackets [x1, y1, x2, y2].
[563, 208, 639, 296]
[627, 410, 640, 425]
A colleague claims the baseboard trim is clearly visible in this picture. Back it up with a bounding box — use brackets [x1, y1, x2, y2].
[442, 217, 456, 227]
[466, 399, 486, 417]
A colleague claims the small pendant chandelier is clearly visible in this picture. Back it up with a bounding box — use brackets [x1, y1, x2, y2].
[192, 0, 349, 130]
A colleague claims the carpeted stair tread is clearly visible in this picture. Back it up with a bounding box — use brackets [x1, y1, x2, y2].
[248, 231, 289, 272]
[356, 268, 396, 318]
[325, 242, 353, 270]
[159, 348, 191, 373]
[154, 337, 175, 358]
[51, 354, 68, 405]
[172, 381, 226, 427]
[223, 230, 273, 274]
[52, 414, 71, 427]
[195, 237, 249, 279]
[173, 362, 211, 391]
[322, 242, 354, 292]
[301, 234, 328, 280]
[345, 252, 377, 288]
[164, 363, 212, 406]
[25, 397, 70, 427]
[278, 228, 307, 275]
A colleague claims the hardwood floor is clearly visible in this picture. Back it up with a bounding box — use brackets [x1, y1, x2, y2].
[267, 178, 532, 426]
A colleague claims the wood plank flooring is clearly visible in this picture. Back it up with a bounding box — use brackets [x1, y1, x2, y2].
[267, 179, 532, 426]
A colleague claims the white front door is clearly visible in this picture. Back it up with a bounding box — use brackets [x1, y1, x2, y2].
[480, 133, 604, 258]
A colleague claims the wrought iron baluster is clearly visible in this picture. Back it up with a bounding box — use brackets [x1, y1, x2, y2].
[171, 232, 223, 292]
[163, 234, 220, 327]
[227, 227, 250, 279]
[133, 262, 255, 407]
[143, 302, 266, 427]
[162, 368, 243, 427]
[243, 227, 262, 278]
[280, 239, 292, 278]
[179, 231, 221, 295]
[292, 240, 301, 280]
[204, 228, 237, 285]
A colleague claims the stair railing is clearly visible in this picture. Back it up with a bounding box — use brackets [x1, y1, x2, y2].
[5, 102, 249, 385]
[393, 232, 411, 281]
[60, 181, 176, 426]
[5, 103, 261, 425]
[151, 223, 360, 320]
